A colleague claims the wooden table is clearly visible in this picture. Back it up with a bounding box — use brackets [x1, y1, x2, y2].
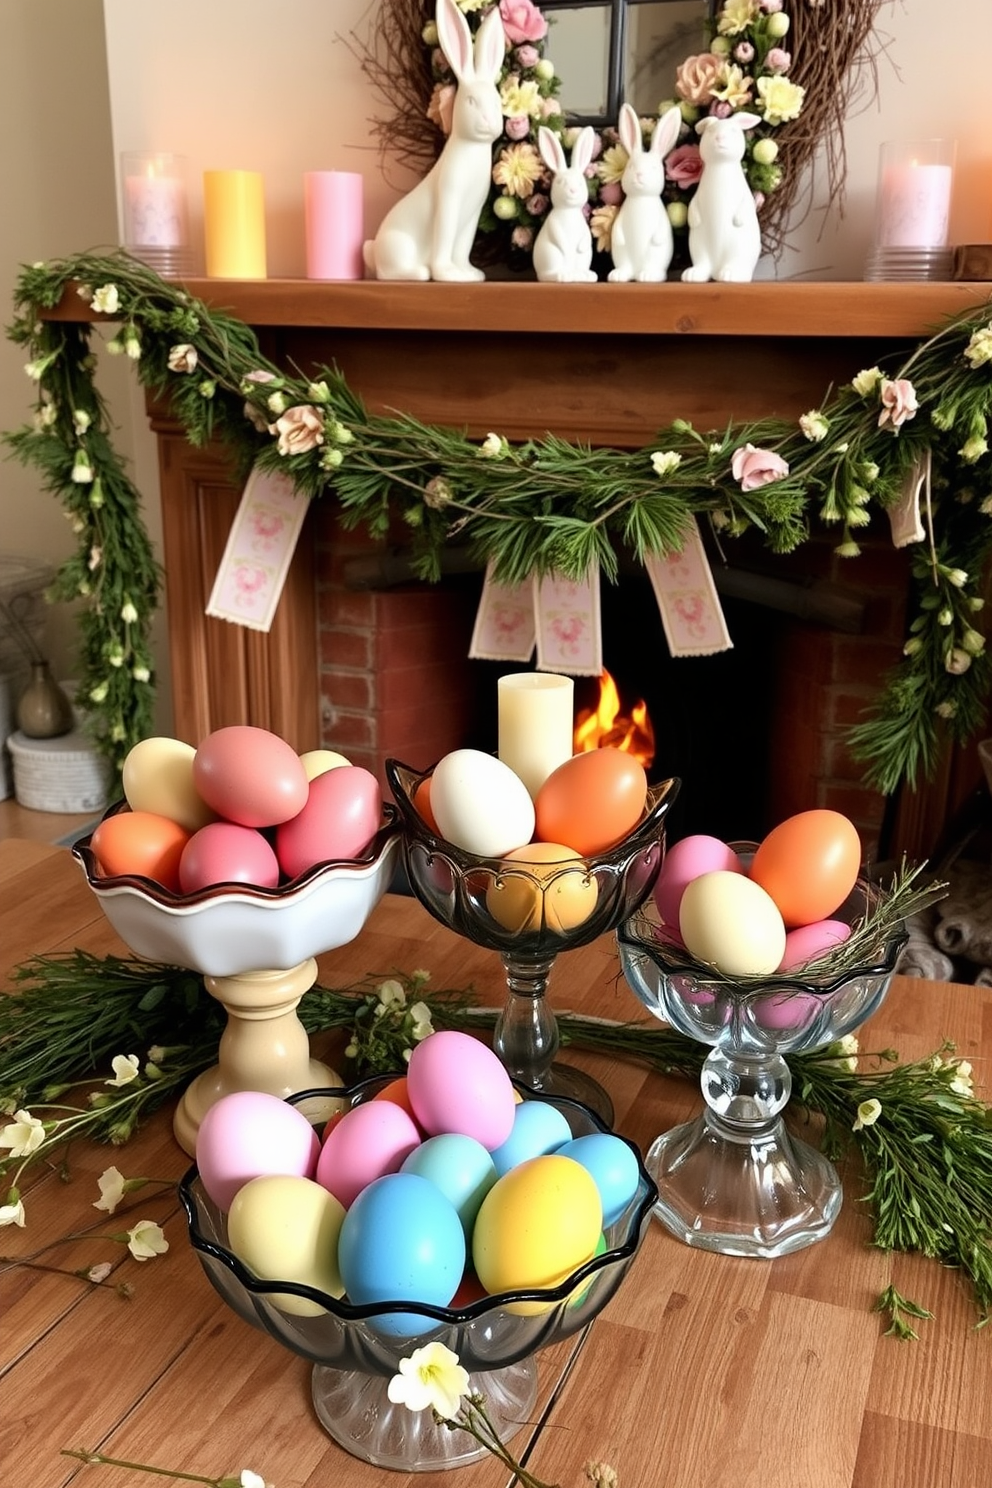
[1, 840, 989, 1488]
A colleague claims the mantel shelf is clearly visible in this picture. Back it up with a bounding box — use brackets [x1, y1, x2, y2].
[51, 277, 992, 340]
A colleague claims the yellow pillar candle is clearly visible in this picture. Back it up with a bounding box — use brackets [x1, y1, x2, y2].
[497, 671, 575, 801]
[203, 170, 267, 278]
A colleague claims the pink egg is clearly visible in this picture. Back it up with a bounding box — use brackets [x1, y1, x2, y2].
[778, 918, 852, 972]
[193, 726, 309, 829]
[653, 835, 743, 927]
[315, 1100, 422, 1209]
[751, 991, 823, 1032]
[178, 821, 281, 893]
[195, 1090, 320, 1212]
[406, 1030, 516, 1151]
[275, 765, 382, 881]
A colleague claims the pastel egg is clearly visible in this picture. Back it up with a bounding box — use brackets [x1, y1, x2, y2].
[555, 1133, 642, 1228]
[299, 749, 351, 781]
[178, 821, 280, 893]
[679, 870, 786, 976]
[485, 843, 598, 935]
[428, 749, 535, 857]
[337, 1172, 466, 1337]
[316, 1099, 422, 1209]
[750, 990, 823, 1033]
[195, 1089, 320, 1212]
[488, 1099, 573, 1177]
[89, 810, 191, 892]
[400, 1133, 498, 1236]
[778, 918, 852, 972]
[472, 1154, 602, 1313]
[193, 725, 309, 828]
[275, 764, 382, 880]
[406, 1030, 516, 1151]
[534, 748, 647, 857]
[226, 1174, 346, 1315]
[750, 810, 861, 929]
[122, 736, 216, 833]
[653, 834, 743, 927]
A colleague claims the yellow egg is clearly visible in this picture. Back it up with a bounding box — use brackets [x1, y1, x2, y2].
[122, 737, 216, 833]
[299, 749, 351, 781]
[472, 1154, 602, 1315]
[485, 843, 598, 935]
[679, 870, 786, 976]
[226, 1173, 346, 1316]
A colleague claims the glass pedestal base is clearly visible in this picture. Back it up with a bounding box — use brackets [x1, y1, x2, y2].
[515, 1060, 615, 1128]
[310, 1357, 538, 1470]
[646, 1112, 843, 1259]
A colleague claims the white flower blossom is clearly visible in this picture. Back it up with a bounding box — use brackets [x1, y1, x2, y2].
[73, 409, 92, 433]
[0, 1196, 26, 1227]
[132, 665, 151, 683]
[167, 343, 198, 374]
[126, 1219, 169, 1261]
[387, 1342, 470, 1419]
[120, 600, 139, 624]
[409, 1001, 434, 1041]
[853, 1098, 881, 1132]
[0, 1109, 46, 1159]
[799, 410, 829, 442]
[377, 979, 407, 1010]
[477, 431, 507, 460]
[651, 449, 683, 477]
[91, 284, 121, 315]
[945, 648, 972, 675]
[851, 366, 882, 397]
[87, 1262, 113, 1284]
[93, 1166, 127, 1214]
[106, 1053, 140, 1087]
[72, 451, 94, 484]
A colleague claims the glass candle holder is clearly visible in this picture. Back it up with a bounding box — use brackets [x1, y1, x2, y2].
[866, 139, 956, 282]
[120, 152, 193, 278]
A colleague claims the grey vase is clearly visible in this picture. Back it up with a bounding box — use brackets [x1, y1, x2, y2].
[16, 661, 75, 738]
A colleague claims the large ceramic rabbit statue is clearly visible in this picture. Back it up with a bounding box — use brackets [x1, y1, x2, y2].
[363, 0, 505, 282]
[532, 126, 598, 284]
[681, 112, 762, 283]
[607, 104, 682, 283]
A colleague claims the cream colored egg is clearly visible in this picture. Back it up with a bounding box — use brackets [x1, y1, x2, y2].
[299, 749, 351, 781]
[226, 1173, 346, 1316]
[122, 737, 215, 833]
[486, 843, 598, 934]
[678, 870, 786, 976]
[429, 749, 535, 858]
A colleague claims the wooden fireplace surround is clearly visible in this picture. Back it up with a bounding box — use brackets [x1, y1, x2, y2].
[50, 277, 992, 854]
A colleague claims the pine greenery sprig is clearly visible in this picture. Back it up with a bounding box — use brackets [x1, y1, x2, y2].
[4, 251, 991, 789]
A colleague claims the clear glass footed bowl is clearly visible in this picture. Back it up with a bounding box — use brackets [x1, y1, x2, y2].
[385, 758, 679, 1124]
[179, 1077, 656, 1472]
[617, 859, 908, 1259]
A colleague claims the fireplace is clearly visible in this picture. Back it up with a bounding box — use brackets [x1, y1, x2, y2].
[130, 278, 991, 864]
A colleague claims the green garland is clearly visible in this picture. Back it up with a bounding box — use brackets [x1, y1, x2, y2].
[4, 251, 992, 790]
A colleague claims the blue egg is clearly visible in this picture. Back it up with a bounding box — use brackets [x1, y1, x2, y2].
[555, 1133, 641, 1228]
[337, 1172, 466, 1337]
[489, 1100, 573, 1178]
[400, 1133, 497, 1237]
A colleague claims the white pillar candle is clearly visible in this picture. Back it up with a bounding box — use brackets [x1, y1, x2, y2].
[497, 672, 574, 801]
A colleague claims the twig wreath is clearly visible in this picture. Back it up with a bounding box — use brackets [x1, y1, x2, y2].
[2, 251, 991, 789]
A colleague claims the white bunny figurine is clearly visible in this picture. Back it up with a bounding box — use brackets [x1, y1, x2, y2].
[682, 112, 762, 283]
[532, 126, 598, 284]
[607, 104, 682, 284]
[363, 0, 505, 282]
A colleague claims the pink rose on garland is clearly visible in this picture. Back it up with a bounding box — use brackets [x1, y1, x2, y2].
[499, 0, 547, 45]
[877, 378, 919, 432]
[665, 144, 704, 188]
[731, 443, 790, 491]
[675, 52, 724, 105]
[270, 404, 324, 457]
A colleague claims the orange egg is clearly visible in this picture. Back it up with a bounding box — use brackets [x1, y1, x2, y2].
[89, 810, 191, 893]
[749, 809, 861, 929]
[413, 776, 440, 835]
[534, 749, 647, 857]
[486, 842, 598, 934]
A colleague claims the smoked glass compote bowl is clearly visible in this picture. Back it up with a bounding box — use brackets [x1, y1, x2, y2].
[386, 759, 678, 1126]
[73, 801, 400, 1153]
[617, 860, 908, 1258]
[180, 1077, 656, 1472]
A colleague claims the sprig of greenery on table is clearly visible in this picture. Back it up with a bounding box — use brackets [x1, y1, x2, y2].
[2, 954, 990, 1326]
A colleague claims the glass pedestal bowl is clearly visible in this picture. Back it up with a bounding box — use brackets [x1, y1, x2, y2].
[73, 803, 400, 1154]
[386, 759, 678, 1126]
[179, 1077, 656, 1472]
[617, 868, 908, 1258]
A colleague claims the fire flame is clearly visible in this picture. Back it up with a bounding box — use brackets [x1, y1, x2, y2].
[573, 670, 655, 770]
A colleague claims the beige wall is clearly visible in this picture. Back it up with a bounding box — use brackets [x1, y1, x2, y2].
[2, 0, 989, 733]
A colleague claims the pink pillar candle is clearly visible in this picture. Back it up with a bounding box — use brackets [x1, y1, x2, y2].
[876, 140, 955, 250]
[304, 171, 365, 280]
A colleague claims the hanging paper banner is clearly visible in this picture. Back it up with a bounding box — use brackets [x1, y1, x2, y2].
[887, 451, 930, 547]
[205, 466, 308, 632]
[534, 567, 603, 676]
[468, 560, 536, 661]
[645, 518, 733, 657]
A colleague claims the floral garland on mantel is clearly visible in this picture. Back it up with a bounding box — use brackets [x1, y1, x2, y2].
[4, 250, 992, 791]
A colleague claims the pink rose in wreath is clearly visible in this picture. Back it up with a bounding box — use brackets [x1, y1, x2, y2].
[675, 52, 724, 106]
[665, 144, 704, 188]
[877, 378, 919, 432]
[499, 0, 548, 46]
[731, 443, 790, 491]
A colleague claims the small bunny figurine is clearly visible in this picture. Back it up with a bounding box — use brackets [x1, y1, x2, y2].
[682, 112, 762, 283]
[532, 126, 598, 284]
[607, 104, 682, 284]
[363, 0, 505, 282]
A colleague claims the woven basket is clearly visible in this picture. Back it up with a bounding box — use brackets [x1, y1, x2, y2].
[7, 729, 108, 813]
